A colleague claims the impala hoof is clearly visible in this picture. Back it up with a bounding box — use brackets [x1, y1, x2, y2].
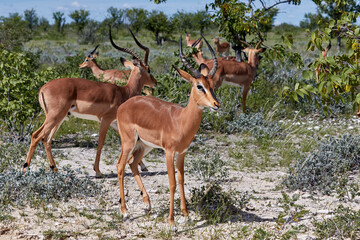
[140, 165, 148, 172]
[95, 172, 102, 178]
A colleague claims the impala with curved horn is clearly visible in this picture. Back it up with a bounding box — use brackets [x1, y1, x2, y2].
[79, 45, 131, 84]
[115, 35, 219, 226]
[192, 36, 266, 113]
[23, 27, 157, 177]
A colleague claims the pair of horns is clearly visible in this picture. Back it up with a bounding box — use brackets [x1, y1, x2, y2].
[179, 34, 218, 78]
[109, 27, 150, 67]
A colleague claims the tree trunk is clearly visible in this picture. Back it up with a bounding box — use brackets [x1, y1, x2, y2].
[155, 32, 160, 45]
[337, 35, 341, 50]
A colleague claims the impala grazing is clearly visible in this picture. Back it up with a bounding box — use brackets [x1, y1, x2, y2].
[79, 45, 131, 84]
[186, 33, 202, 50]
[193, 37, 265, 113]
[315, 42, 331, 82]
[115, 35, 219, 226]
[23, 28, 157, 177]
[214, 37, 230, 59]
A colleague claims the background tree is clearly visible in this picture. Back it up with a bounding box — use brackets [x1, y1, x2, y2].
[299, 11, 329, 30]
[69, 9, 90, 34]
[193, 10, 212, 34]
[0, 13, 31, 51]
[171, 11, 195, 33]
[24, 8, 38, 31]
[106, 7, 125, 30]
[53, 11, 65, 33]
[205, 0, 300, 61]
[126, 8, 148, 33]
[38, 17, 50, 32]
[145, 10, 173, 45]
[312, 0, 360, 49]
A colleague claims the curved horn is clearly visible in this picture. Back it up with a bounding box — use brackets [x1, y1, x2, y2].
[109, 27, 143, 64]
[201, 34, 218, 77]
[255, 39, 263, 49]
[128, 28, 150, 66]
[90, 45, 99, 54]
[192, 37, 202, 48]
[179, 35, 201, 78]
[237, 35, 252, 48]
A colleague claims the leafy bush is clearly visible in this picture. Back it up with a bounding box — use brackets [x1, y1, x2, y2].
[283, 134, 360, 195]
[0, 167, 102, 210]
[0, 49, 59, 141]
[190, 183, 249, 224]
[314, 205, 360, 240]
[187, 148, 228, 182]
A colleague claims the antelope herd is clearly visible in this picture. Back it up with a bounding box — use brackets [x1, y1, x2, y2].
[23, 28, 277, 226]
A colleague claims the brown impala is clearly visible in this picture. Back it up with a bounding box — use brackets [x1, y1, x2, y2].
[185, 33, 203, 50]
[214, 37, 230, 59]
[193, 37, 266, 113]
[115, 35, 220, 226]
[23, 28, 157, 177]
[79, 45, 131, 84]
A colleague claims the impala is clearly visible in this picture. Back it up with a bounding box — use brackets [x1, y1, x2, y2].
[214, 37, 230, 59]
[23, 28, 157, 177]
[79, 45, 131, 84]
[193, 37, 265, 113]
[185, 33, 202, 50]
[115, 35, 219, 226]
[315, 42, 331, 82]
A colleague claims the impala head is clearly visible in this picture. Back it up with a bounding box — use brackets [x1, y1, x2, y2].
[213, 38, 219, 44]
[238, 37, 266, 66]
[176, 35, 220, 111]
[109, 27, 157, 89]
[79, 45, 99, 69]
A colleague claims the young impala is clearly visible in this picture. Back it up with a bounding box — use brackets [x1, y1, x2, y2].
[79, 45, 131, 84]
[193, 36, 266, 113]
[214, 37, 230, 59]
[23, 28, 157, 177]
[115, 35, 220, 226]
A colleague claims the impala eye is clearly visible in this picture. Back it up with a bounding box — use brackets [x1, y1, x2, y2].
[197, 85, 205, 93]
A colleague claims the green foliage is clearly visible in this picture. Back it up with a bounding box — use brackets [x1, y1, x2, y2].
[283, 134, 360, 197]
[314, 205, 360, 240]
[190, 183, 249, 224]
[0, 167, 102, 211]
[24, 8, 39, 31]
[126, 8, 149, 33]
[69, 9, 90, 34]
[299, 10, 329, 30]
[0, 49, 59, 141]
[0, 142, 29, 173]
[52, 11, 65, 33]
[0, 13, 32, 51]
[187, 148, 229, 181]
[145, 10, 173, 45]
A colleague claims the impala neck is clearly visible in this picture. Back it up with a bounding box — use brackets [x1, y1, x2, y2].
[193, 52, 206, 66]
[89, 60, 105, 79]
[123, 69, 143, 98]
[247, 50, 259, 69]
[180, 89, 204, 136]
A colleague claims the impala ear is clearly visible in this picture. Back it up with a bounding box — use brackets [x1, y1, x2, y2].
[93, 52, 99, 58]
[173, 65, 193, 84]
[121, 57, 135, 70]
[198, 63, 210, 77]
[258, 48, 266, 53]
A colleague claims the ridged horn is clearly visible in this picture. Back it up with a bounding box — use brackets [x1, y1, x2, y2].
[201, 34, 218, 77]
[179, 35, 201, 78]
[128, 28, 150, 66]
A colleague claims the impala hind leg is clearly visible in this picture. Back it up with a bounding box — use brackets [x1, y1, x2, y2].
[129, 147, 151, 212]
[24, 123, 46, 170]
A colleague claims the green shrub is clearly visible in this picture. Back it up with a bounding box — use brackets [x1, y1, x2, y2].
[0, 167, 102, 211]
[0, 141, 29, 173]
[283, 134, 360, 196]
[190, 183, 249, 224]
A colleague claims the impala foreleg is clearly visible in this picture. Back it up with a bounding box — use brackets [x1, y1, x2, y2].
[242, 84, 250, 114]
[94, 120, 111, 177]
[166, 151, 176, 226]
[176, 153, 188, 217]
